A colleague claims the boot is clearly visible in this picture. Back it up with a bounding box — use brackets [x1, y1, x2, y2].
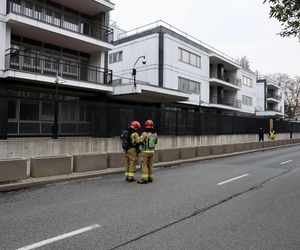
[137, 179, 148, 184]
[148, 178, 153, 183]
[127, 178, 136, 182]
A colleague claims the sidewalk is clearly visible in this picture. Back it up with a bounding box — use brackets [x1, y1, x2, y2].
[0, 144, 298, 192]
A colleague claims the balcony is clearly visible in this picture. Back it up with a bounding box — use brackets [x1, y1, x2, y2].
[209, 72, 241, 90]
[210, 95, 241, 109]
[267, 107, 283, 113]
[5, 48, 112, 86]
[6, 0, 113, 44]
[267, 94, 282, 102]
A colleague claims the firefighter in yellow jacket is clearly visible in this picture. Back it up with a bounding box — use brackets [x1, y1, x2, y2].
[122, 121, 141, 182]
[269, 128, 276, 140]
[137, 120, 158, 184]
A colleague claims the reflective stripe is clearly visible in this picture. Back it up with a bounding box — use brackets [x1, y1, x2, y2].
[149, 174, 154, 178]
[125, 172, 129, 177]
[142, 174, 148, 178]
[143, 150, 154, 153]
[128, 172, 135, 177]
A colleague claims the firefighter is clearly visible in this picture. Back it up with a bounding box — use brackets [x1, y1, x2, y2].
[137, 119, 158, 184]
[122, 121, 141, 182]
[269, 128, 276, 140]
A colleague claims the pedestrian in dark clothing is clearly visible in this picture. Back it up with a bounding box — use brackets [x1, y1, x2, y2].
[258, 127, 264, 141]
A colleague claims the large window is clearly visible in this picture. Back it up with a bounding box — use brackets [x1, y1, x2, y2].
[242, 76, 253, 87]
[178, 48, 201, 68]
[109, 51, 123, 64]
[242, 95, 253, 106]
[178, 77, 201, 94]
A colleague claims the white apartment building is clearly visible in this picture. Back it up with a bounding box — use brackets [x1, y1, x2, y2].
[109, 21, 257, 115]
[0, 0, 114, 137]
[256, 77, 285, 118]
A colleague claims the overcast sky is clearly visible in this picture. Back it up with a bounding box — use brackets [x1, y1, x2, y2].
[110, 0, 300, 77]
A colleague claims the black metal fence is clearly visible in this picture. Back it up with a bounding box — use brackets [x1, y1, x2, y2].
[1, 96, 300, 138]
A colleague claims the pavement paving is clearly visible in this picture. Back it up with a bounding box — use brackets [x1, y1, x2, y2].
[1, 143, 299, 192]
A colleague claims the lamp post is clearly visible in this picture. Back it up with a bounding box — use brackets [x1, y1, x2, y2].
[53, 75, 65, 139]
[132, 56, 146, 88]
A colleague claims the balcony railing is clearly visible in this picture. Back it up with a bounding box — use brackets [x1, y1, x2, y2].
[7, 0, 113, 43]
[267, 107, 283, 113]
[267, 94, 282, 101]
[210, 95, 241, 108]
[5, 48, 112, 85]
[210, 73, 241, 87]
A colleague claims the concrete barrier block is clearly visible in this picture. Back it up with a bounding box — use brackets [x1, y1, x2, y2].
[73, 153, 107, 172]
[31, 155, 72, 178]
[277, 140, 284, 145]
[179, 147, 196, 159]
[223, 144, 235, 154]
[244, 142, 252, 151]
[159, 149, 179, 162]
[268, 141, 274, 147]
[196, 146, 211, 157]
[153, 151, 160, 163]
[210, 145, 224, 155]
[0, 158, 27, 182]
[235, 143, 246, 152]
[257, 142, 264, 148]
[273, 140, 279, 146]
[263, 141, 271, 148]
[250, 142, 259, 150]
[107, 152, 124, 168]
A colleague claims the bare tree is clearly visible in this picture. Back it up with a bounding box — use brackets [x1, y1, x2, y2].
[238, 56, 250, 69]
[269, 73, 300, 119]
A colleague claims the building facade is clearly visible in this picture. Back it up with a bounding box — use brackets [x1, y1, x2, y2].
[256, 77, 285, 118]
[0, 0, 115, 138]
[109, 21, 257, 116]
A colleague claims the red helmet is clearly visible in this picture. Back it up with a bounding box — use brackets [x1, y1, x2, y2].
[130, 121, 140, 130]
[144, 119, 154, 128]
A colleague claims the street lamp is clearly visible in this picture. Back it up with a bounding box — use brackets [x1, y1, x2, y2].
[53, 75, 66, 139]
[132, 56, 146, 88]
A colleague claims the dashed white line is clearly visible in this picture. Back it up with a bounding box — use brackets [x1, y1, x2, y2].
[217, 174, 250, 186]
[16, 224, 100, 250]
[280, 160, 293, 165]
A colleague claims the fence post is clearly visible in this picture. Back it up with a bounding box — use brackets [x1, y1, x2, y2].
[0, 85, 8, 139]
[175, 111, 178, 136]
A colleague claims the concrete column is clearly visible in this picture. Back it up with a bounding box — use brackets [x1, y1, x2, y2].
[217, 64, 224, 80]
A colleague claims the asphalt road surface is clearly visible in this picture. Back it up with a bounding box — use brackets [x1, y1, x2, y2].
[1, 145, 300, 250]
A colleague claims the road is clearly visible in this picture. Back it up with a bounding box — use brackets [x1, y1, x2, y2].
[0, 145, 300, 250]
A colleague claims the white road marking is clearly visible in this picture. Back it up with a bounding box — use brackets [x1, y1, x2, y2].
[217, 174, 249, 186]
[16, 224, 100, 250]
[280, 160, 293, 165]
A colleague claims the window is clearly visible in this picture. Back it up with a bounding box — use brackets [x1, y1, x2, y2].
[109, 51, 123, 64]
[41, 102, 54, 121]
[20, 100, 39, 121]
[10, 0, 21, 13]
[8, 100, 17, 119]
[179, 48, 201, 68]
[178, 77, 201, 94]
[63, 15, 79, 32]
[79, 104, 93, 122]
[24, 2, 33, 17]
[34, 5, 42, 20]
[242, 76, 253, 87]
[242, 95, 253, 106]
